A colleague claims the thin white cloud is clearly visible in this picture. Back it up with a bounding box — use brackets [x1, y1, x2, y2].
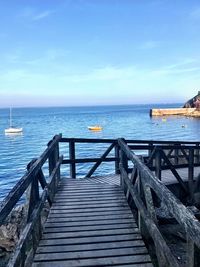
[164, 58, 197, 70]
[19, 7, 54, 21]
[139, 40, 159, 50]
[32, 10, 54, 21]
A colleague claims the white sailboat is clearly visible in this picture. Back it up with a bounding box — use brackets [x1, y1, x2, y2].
[5, 108, 23, 134]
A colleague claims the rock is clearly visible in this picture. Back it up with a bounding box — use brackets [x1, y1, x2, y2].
[0, 204, 26, 265]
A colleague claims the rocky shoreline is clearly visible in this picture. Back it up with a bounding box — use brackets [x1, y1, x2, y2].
[0, 205, 26, 266]
[0, 202, 49, 266]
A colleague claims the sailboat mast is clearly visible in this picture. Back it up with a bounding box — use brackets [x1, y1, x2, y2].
[10, 108, 12, 128]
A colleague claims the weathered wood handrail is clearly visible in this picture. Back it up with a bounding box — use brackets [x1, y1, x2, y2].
[0, 134, 62, 224]
[1, 135, 200, 266]
[118, 138, 200, 267]
[0, 134, 63, 267]
[59, 137, 200, 179]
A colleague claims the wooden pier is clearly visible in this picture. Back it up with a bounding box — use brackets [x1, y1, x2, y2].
[1, 135, 200, 267]
[32, 178, 152, 267]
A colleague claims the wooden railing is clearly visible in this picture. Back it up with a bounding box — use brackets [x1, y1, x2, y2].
[0, 134, 63, 267]
[1, 135, 200, 266]
[59, 137, 200, 181]
[60, 137, 119, 178]
[118, 138, 200, 267]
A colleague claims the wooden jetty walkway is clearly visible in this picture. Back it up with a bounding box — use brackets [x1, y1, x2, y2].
[1, 135, 200, 267]
[32, 178, 153, 266]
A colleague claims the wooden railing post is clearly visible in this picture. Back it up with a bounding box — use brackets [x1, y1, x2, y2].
[26, 160, 42, 264]
[174, 143, 179, 165]
[26, 160, 40, 222]
[48, 154, 56, 197]
[69, 139, 76, 178]
[53, 137, 60, 187]
[115, 143, 120, 174]
[148, 142, 154, 168]
[195, 144, 200, 164]
[155, 147, 162, 180]
[188, 148, 194, 202]
[119, 149, 128, 190]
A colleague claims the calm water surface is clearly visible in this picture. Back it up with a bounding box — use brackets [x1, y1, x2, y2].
[0, 104, 200, 200]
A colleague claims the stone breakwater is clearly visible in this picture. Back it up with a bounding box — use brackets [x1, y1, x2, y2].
[150, 108, 200, 117]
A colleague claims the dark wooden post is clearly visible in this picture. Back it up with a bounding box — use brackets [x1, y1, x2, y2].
[115, 143, 120, 174]
[195, 144, 200, 164]
[119, 149, 128, 189]
[137, 173, 149, 239]
[155, 148, 162, 180]
[26, 159, 40, 222]
[188, 148, 194, 202]
[174, 143, 179, 165]
[69, 139, 76, 178]
[26, 161, 42, 259]
[54, 139, 60, 187]
[48, 140, 57, 196]
[148, 142, 154, 168]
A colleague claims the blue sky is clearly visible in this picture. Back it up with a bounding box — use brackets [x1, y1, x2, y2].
[1, 0, 200, 107]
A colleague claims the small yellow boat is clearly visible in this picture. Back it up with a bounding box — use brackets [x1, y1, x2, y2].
[88, 126, 103, 131]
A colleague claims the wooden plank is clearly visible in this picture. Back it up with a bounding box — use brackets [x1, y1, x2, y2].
[55, 191, 124, 197]
[58, 185, 119, 191]
[48, 210, 133, 218]
[56, 189, 123, 194]
[32, 255, 152, 267]
[32, 176, 152, 267]
[51, 202, 129, 210]
[49, 207, 131, 214]
[53, 199, 126, 205]
[46, 213, 134, 223]
[43, 222, 137, 233]
[34, 246, 148, 261]
[56, 188, 123, 193]
[37, 240, 145, 253]
[45, 218, 136, 228]
[54, 195, 125, 201]
[39, 233, 143, 246]
[42, 227, 139, 239]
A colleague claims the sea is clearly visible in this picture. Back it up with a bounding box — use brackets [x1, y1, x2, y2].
[0, 104, 200, 201]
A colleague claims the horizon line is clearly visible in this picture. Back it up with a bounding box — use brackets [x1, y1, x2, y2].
[0, 102, 183, 109]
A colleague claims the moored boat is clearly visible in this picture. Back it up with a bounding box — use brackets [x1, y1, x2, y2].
[5, 127, 23, 134]
[88, 126, 103, 131]
[4, 108, 23, 134]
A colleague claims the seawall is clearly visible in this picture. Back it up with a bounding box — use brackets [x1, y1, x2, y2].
[150, 108, 198, 116]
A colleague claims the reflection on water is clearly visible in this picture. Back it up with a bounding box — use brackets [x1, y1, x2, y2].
[5, 132, 23, 137]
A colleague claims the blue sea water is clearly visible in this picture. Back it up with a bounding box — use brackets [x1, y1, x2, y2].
[0, 104, 200, 200]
